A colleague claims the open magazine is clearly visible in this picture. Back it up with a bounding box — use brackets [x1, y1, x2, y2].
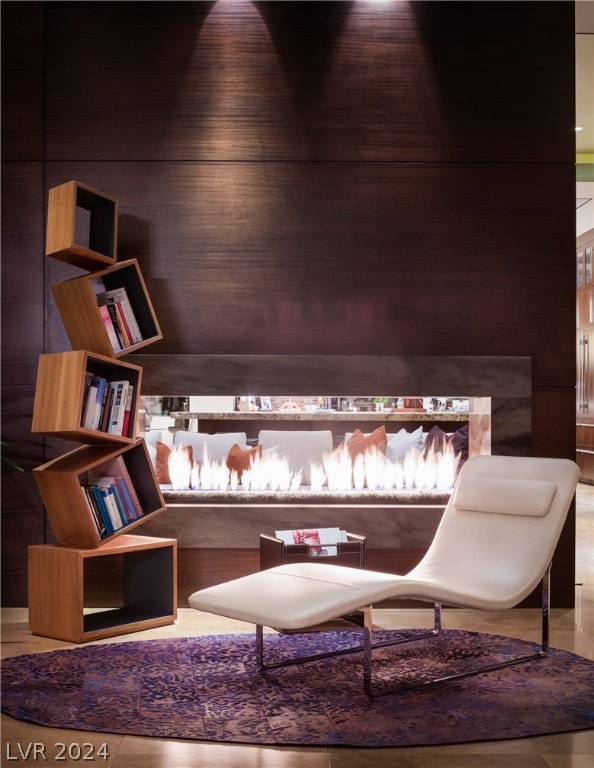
[274, 527, 349, 557]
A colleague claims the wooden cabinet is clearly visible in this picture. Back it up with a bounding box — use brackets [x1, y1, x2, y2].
[576, 231, 594, 483]
[32, 350, 142, 443]
[28, 535, 177, 643]
[46, 179, 118, 271]
[33, 440, 166, 548]
[51, 258, 162, 357]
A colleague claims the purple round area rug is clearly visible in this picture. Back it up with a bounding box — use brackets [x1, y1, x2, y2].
[2, 629, 594, 747]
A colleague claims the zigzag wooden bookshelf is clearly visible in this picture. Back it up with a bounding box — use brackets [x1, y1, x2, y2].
[29, 180, 174, 642]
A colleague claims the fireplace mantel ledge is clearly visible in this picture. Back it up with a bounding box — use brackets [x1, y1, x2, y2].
[161, 487, 452, 506]
[168, 411, 468, 423]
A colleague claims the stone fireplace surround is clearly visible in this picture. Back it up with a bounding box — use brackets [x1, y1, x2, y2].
[133, 354, 531, 551]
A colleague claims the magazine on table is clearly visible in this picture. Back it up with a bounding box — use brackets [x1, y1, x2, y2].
[274, 527, 348, 557]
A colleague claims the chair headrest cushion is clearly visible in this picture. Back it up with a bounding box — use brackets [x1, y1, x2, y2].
[453, 476, 557, 517]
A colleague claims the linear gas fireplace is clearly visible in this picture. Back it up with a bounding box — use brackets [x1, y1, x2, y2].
[131, 354, 531, 542]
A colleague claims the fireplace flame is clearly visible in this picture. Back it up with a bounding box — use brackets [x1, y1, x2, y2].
[169, 442, 461, 493]
[168, 445, 193, 490]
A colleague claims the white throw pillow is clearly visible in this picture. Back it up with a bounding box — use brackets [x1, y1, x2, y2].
[173, 431, 248, 464]
[258, 430, 334, 485]
[385, 426, 424, 462]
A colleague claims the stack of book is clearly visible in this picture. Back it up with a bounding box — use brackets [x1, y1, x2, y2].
[93, 281, 144, 353]
[82, 456, 144, 540]
[81, 375, 134, 436]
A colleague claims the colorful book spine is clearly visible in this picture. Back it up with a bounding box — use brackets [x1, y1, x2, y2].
[96, 286, 143, 346]
[81, 485, 105, 540]
[115, 477, 138, 522]
[98, 303, 122, 353]
[100, 486, 124, 530]
[107, 380, 129, 435]
[121, 385, 134, 438]
[88, 484, 114, 535]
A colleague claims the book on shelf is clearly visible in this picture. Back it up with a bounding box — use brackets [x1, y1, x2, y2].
[80, 376, 133, 437]
[106, 380, 129, 436]
[95, 284, 143, 348]
[77, 454, 147, 539]
[85, 477, 126, 531]
[81, 375, 108, 430]
[121, 385, 134, 438]
[83, 483, 115, 536]
[89, 455, 144, 521]
[81, 485, 106, 540]
[80, 372, 94, 427]
[114, 476, 139, 523]
[99, 483, 125, 531]
[274, 527, 348, 557]
[98, 304, 123, 353]
[99, 383, 115, 433]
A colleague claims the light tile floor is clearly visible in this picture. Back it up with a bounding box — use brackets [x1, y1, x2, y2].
[2, 484, 593, 767]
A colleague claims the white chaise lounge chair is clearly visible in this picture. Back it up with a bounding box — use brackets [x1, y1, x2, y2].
[188, 455, 579, 695]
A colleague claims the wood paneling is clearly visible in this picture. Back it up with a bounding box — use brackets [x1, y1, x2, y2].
[1, 386, 46, 606]
[43, 2, 573, 164]
[1, 163, 47, 606]
[45, 162, 575, 385]
[1, 164, 46, 383]
[1, 2, 45, 160]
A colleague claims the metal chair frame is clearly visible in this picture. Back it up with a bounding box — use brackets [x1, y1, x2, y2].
[255, 564, 551, 697]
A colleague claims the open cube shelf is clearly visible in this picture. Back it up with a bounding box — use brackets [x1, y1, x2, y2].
[51, 259, 163, 358]
[46, 180, 119, 270]
[28, 535, 177, 643]
[32, 350, 142, 443]
[33, 440, 166, 548]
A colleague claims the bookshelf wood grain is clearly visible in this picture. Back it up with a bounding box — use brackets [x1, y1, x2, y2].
[28, 535, 177, 643]
[33, 440, 166, 548]
[51, 258, 163, 358]
[45, 179, 119, 270]
[32, 350, 142, 443]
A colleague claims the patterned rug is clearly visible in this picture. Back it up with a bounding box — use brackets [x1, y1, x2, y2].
[2, 629, 594, 747]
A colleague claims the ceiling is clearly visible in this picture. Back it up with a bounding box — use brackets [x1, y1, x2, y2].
[575, 1, 593, 235]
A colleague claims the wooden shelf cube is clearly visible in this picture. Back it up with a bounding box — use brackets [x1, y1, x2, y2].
[32, 350, 142, 444]
[46, 180, 119, 270]
[33, 440, 166, 548]
[51, 259, 163, 357]
[28, 535, 177, 643]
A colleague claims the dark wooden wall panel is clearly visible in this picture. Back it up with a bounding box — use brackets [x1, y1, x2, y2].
[1, 2, 46, 606]
[46, 161, 575, 386]
[1, 1, 577, 606]
[43, 2, 573, 163]
[1, 164, 47, 606]
[1, 2, 45, 160]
